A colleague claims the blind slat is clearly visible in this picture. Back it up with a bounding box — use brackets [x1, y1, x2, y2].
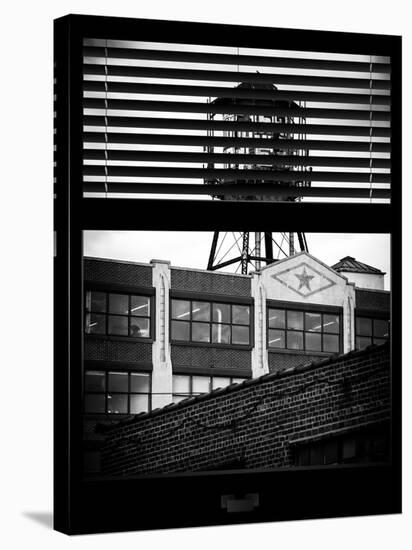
[84, 166, 390, 183]
[84, 149, 390, 169]
[83, 132, 391, 152]
[83, 64, 391, 90]
[84, 81, 390, 106]
[83, 181, 391, 199]
[84, 46, 391, 73]
[84, 98, 391, 122]
[83, 115, 391, 137]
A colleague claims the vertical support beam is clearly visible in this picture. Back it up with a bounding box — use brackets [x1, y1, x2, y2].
[264, 232, 273, 265]
[255, 232, 261, 271]
[241, 232, 250, 275]
[207, 231, 219, 270]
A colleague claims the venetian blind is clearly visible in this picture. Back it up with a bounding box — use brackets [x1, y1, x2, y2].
[83, 39, 391, 203]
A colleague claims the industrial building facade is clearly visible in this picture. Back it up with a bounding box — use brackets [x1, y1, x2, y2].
[83, 252, 390, 474]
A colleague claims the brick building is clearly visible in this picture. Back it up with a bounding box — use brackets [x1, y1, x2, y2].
[83, 251, 390, 475]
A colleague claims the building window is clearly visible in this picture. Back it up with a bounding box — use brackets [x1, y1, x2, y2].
[355, 316, 389, 349]
[294, 427, 389, 466]
[84, 370, 151, 414]
[85, 290, 151, 338]
[172, 374, 247, 403]
[171, 299, 251, 346]
[268, 307, 341, 353]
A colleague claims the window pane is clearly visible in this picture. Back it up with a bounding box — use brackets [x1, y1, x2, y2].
[171, 299, 191, 320]
[108, 315, 128, 335]
[173, 375, 190, 394]
[373, 337, 387, 346]
[107, 393, 128, 414]
[324, 440, 338, 464]
[192, 301, 210, 322]
[192, 376, 211, 394]
[130, 372, 150, 393]
[232, 377, 246, 384]
[192, 322, 210, 342]
[85, 393, 105, 413]
[305, 312, 321, 332]
[130, 394, 149, 414]
[89, 291, 106, 313]
[373, 319, 389, 339]
[342, 438, 356, 460]
[232, 304, 250, 325]
[268, 309, 285, 329]
[232, 325, 250, 345]
[212, 323, 230, 344]
[212, 377, 231, 390]
[85, 370, 106, 392]
[171, 320, 190, 341]
[323, 334, 339, 353]
[130, 317, 150, 338]
[357, 317, 372, 336]
[356, 336, 372, 349]
[287, 331, 304, 349]
[305, 332, 322, 351]
[323, 314, 340, 334]
[108, 372, 128, 392]
[213, 303, 230, 323]
[109, 293, 129, 314]
[85, 313, 106, 334]
[287, 310, 304, 330]
[130, 295, 150, 316]
[268, 329, 285, 348]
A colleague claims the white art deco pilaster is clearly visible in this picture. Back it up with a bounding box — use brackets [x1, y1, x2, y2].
[151, 260, 173, 408]
[251, 271, 269, 378]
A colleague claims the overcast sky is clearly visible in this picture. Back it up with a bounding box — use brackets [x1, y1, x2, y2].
[83, 231, 390, 289]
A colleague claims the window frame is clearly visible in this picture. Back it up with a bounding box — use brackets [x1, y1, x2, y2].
[84, 288, 154, 341]
[267, 301, 343, 355]
[172, 373, 248, 403]
[355, 313, 390, 349]
[170, 297, 253, 348]
[84, 369, 152, 415]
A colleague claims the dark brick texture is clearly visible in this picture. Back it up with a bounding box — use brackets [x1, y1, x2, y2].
[84, 339, 152, 364]
[84, 258, 153, 288]
[268, 352, 325, 373]
[356, 289, 390, 312]
[171, 345, 251, 372]
[171, 268, 251, 296]
[101, 344, 390, 476]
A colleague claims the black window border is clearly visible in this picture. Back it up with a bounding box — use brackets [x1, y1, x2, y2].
[54, 13, 401, 535]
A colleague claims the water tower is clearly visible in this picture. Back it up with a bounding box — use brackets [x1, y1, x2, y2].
[204, 81, 310, 274]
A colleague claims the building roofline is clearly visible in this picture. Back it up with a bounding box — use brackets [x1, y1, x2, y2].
[97, 341, 389, 434]
[84, 256, 153, 268]
[84, 255, 251, 278]
[255, 251, 354, 286]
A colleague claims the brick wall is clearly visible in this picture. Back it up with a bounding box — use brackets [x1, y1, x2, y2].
[84, 339, 152, 364]
[355, 289, 390, 312]
[101, 344, 390, 475]
[84, 258, 153, 288]
[268, 352, 325, 373]
[171, 268, 251, 296]
[171, 345, 251, 372]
